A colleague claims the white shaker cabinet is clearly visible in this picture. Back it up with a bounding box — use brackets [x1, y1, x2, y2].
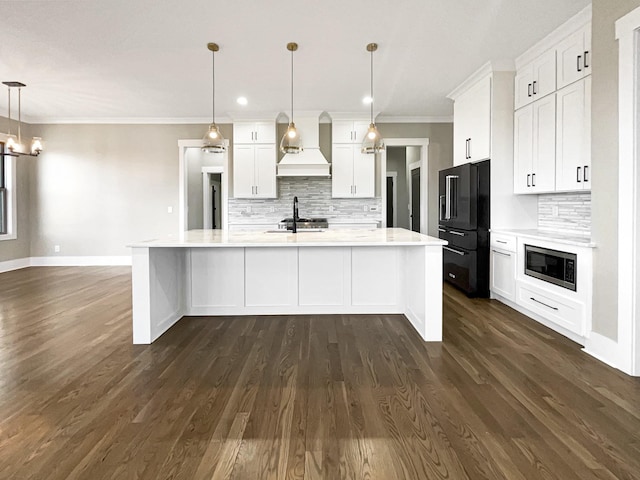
[452, 75, 491, 166]
[331, 145, 375, 198]
[332, 120, 370, 144]
[514, 49, 556, 110]
[556, 24, 592, 90]
[490, 233, 517, 302]
[233, 121, 276, 144]
[232, 144, 277, 198]
[513, 94, 556, 194]
[555, 76, 591, 191]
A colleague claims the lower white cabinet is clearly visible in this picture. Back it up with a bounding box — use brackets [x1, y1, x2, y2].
[331, 145, 375, 198]
[516, 281, 584, 336]
[490, 249, 516, 301]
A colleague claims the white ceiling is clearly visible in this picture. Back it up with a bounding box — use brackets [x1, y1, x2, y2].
[0, 0, 591, 124]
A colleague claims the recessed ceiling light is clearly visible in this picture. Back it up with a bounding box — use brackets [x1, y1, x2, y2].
[237, 96, 248, 105]
[362, 96, 373, 104]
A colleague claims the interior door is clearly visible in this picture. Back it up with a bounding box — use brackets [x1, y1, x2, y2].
[411, 168, 420, 232]
[386, 176, 394, 227]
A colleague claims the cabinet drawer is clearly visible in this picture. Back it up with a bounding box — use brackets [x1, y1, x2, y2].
[517, 282, 584, 335]
[443, 246, 477, 295]
[439, 227, 477, 250]
[490, 233, 516, 252]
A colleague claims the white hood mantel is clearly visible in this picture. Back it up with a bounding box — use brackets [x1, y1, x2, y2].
[277, 115, 330, 177]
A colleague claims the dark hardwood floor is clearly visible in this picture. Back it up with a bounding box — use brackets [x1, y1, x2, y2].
[1, 266, 639, 479]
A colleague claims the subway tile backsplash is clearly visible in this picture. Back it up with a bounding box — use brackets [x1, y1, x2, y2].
[228, 177, 383, 224]
[538, 192, 591, 236]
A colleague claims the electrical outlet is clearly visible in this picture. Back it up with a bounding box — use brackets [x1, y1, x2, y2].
[552, 205, 559, 217]
[167, 206, 173, 214]
[246, 206, 252, 213]
[54, 245, 60, 253]
[329, 205, 335, 212]
[363, 205, 369, 212]
[269, 206, 275, 213]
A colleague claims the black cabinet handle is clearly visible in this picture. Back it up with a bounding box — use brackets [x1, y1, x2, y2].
[468, 138, 471, 159]
[577, 55, 583, 72]
[527, 174, 531, 187]
[583, 165, 589, 182]
[577, 166, 582, 183]
[528, 83, 532, 97]
[584, 51, 590, 68]
[532, 173, 536, 187]
[532, 81, 537, 95]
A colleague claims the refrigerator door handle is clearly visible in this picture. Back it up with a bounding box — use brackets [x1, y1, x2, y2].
[439, 195, 446, 221]
[445, 176, 452, 220]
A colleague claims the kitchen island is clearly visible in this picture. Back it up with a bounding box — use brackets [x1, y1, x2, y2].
[129, 228, 447, 344]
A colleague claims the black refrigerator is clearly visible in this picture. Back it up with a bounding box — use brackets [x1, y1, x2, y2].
[438, 160, 490, 297]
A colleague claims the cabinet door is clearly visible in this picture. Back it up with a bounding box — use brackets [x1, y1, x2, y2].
[233, 145, 256, 198]
[513, 105, 533, 194]
[353, 121, 371, 144]
[453, 91, 472, 166]
[532, 49, 556, 100]
[582, 76, 591, 188]
[352, 151, 375, 198]
[467, 75, 491, 162]
[531, 94, 556, 192]
[233, 123, 256, 144]
[254, 122, 276, 144]
[332, 145, 354, 197]
[556, 28, 587, 89]
[254, 145, 276, 198]
[555, 80, 586, 191]
[514, 64, 534, 110]
[332, 121, 356, 143]
[584, 26, 592, 75]
[491, 249, 515, 301]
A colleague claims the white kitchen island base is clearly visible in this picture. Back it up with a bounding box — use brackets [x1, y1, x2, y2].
[130, 229, 446, 344]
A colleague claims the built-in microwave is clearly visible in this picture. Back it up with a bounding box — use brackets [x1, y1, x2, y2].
[524, 245, 577, 291]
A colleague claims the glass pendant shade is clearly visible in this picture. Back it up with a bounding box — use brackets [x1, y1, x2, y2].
[6, 134, 18, 152]
[280, 121, 303, 154]
[31, 137, 43, 155]
[202, 123, 226, 153]
[361, 123, 384, 154]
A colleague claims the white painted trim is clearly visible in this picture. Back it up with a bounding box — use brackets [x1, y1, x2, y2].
[29, 256, 132, 266]
[583, 332, 627, 373]
[0, 154, 17, 240]
[380, 139, 429, 234]
[178, 139, 230, 233]
[28, 116, 233, 125]
[615, 6, 640, 376]
[515, 5, 592, 69]
[0, 257, 31, 273]
[447, 61, 515, 100]
[386, 171, 398, 228]
[377, 116, 453, 124]
[0, 256, 132, 272]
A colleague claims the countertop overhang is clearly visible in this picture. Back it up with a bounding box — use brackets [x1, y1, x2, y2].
[129, 228, 447, 248]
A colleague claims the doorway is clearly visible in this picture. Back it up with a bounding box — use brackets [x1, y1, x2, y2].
[410, 167, 421, 232]
[386, 172, 397, 227]
[203, 171, 222, 229]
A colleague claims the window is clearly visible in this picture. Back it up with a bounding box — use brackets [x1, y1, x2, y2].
[0, 141, 16, 239]
[0, 142, 7, 235]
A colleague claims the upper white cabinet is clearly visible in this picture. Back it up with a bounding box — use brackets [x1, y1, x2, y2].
[331, 144, 375, 198]
[555, 76, 591, 191]
[233, 144, 277, 198]
[514, 49, 556, 110]
[233, 121, 276, 144]
[556, 24, 592, 90]
[232, 120, 277, 198]
[451, 75, 491, 166]
[513, 94, 556, 194]
[332, 120, 370, 144]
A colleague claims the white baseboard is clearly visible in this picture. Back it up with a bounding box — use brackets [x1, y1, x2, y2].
[0, 256, 131, 272]
[0, 257, 32, 273]
[583, 332, 629, 374]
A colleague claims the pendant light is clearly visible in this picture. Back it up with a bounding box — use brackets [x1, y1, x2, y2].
[280, 42, 302, 154]
[2, 81, 43, 157]
[361, 43, 384, 154]
[202, 43, 226, 153]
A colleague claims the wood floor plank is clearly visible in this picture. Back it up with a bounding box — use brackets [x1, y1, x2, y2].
[1, 267, 640, 479]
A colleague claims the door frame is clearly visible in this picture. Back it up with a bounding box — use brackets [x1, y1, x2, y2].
[386, 171, 398, 228]
[178, 139, 229, 232]
[615, 7, 640, 376]
[380, 138, 429, 233]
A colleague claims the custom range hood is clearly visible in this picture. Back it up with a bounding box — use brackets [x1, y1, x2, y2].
[277, 114, 330, 177]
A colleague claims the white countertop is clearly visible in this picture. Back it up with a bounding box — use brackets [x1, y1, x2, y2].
[491, 228, 595, 248]
[129, 228, 446, 248]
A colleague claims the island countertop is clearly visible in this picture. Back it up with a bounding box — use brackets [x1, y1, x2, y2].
[129, 228, 447, 248]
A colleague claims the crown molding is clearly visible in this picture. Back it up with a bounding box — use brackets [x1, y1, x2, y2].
[376, 115, 453, 124]
[26, 116, 234, 125]
[447, 60, 515, 101]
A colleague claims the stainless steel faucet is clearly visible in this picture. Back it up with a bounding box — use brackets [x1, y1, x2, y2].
[293, 196, 299, 233]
